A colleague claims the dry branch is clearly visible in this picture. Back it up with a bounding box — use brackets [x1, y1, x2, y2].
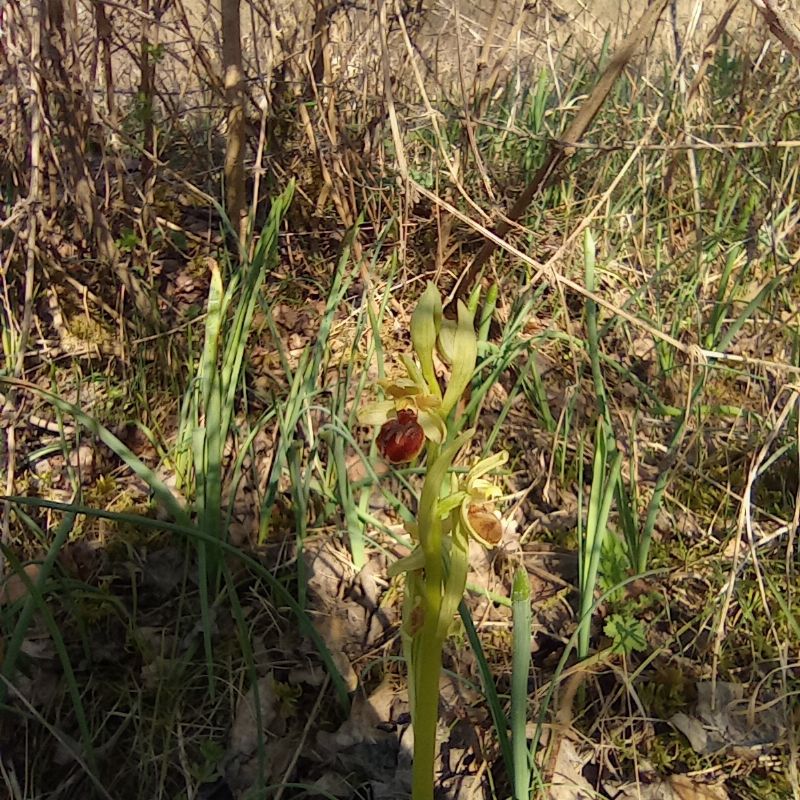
[222, 0, 246, 244]
[448, 0, 672, 305]
[751, 0, 800, 60]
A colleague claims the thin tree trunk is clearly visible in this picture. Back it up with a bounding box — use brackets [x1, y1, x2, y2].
[139, 0, 158, 246]
[221, 0, 246, 245]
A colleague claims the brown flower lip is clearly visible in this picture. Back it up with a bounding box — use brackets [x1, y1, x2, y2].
[377, 409, 426, 464]
[467, 504, 503, 546]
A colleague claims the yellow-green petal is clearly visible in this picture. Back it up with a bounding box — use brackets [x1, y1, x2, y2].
[467, 450, 509, 483]
[435, 491, 467, 518]
[357, 400, 395, 425]
[418, 408, 446, 443]
[379, 377, 421, 398]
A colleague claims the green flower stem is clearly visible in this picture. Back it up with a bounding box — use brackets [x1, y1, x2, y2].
[412, 581, 445, 800]
[409, 433, 472, 799]
[413, 485, 446, 800]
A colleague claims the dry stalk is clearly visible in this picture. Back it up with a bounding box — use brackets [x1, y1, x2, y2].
[751, 0, 800, 60]
[710, 390, 799, 709]
[222, 0, 246, 246]
[1, 0, 46, 564]
[449, 0, 672, 306]
[662, 0, 742, 201]
[40, 0, 153, 320]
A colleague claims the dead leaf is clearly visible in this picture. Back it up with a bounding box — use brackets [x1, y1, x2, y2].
[548, 738, 594, 799]
[314, 678, 412, 795]
[672, 681, 785, 755]
[141, 546, 185, 598]
[670, 711, 708, 753]
[669, 775, 729, 800]
[304, 539, 363, 691]
[317, 678, 396, 753]
[346, 451, 389, 482]
[68, 443, 96, 478]
[0, 564, 42, 605]
[610, 775, 729, 800]
[228, 675, 282, 757]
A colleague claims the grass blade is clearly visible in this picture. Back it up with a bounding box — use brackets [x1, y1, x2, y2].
[511, 567, 532, 800]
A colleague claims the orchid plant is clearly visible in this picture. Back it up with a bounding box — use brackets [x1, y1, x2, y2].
[358, 283, 507, 800]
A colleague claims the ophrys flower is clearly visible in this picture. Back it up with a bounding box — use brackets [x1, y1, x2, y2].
[358, 356, 447, 464]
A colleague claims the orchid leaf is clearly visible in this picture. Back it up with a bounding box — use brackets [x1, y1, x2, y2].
[437, 317, 457, 365]
[388, 546, 426, 578]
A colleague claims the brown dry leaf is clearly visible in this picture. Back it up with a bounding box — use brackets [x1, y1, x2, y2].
[68, 443, 97, 478]
[671, 681, 785, 755]
[315, 678, 411, 794]
[547, 738, 594, 799]
[669, 775, 729, 800]
[304, 539, 360, 691]
[316, 677, 396, 753]
[0, 564, 42, 605]
[346, 451, 389, 482]
[272, 303, 301, 330]
[228, 675, 282, 757]
[225, 675, 297, 794]
[611, 775, 729, 800]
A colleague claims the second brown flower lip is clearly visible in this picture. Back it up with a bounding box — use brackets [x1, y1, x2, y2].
[377, 409, 426, 464]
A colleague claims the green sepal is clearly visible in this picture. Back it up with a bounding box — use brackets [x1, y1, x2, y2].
[357, 399, 395, 425]
[440, 301, 477, 416]
[418, 409, 447, 443]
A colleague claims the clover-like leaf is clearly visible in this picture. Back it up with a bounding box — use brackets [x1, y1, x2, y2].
[604, 612, 647, 655]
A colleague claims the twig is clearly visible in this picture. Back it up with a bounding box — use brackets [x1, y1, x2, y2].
[273, 675, 329, 800]
[710, 390, 799, 708]
[448, 0, 672, 305]
[750, 0, 800, 60]
[2, 0, 45, 567]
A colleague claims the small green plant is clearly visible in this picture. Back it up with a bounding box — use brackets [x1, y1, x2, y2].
[358, 283, 509, 800]
[604, 612, 647, 655]
[116, 228, 140, 253]
[577, 419, 621, 661]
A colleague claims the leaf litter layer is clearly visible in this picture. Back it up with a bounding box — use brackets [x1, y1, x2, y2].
[2, 2, 800, 799]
